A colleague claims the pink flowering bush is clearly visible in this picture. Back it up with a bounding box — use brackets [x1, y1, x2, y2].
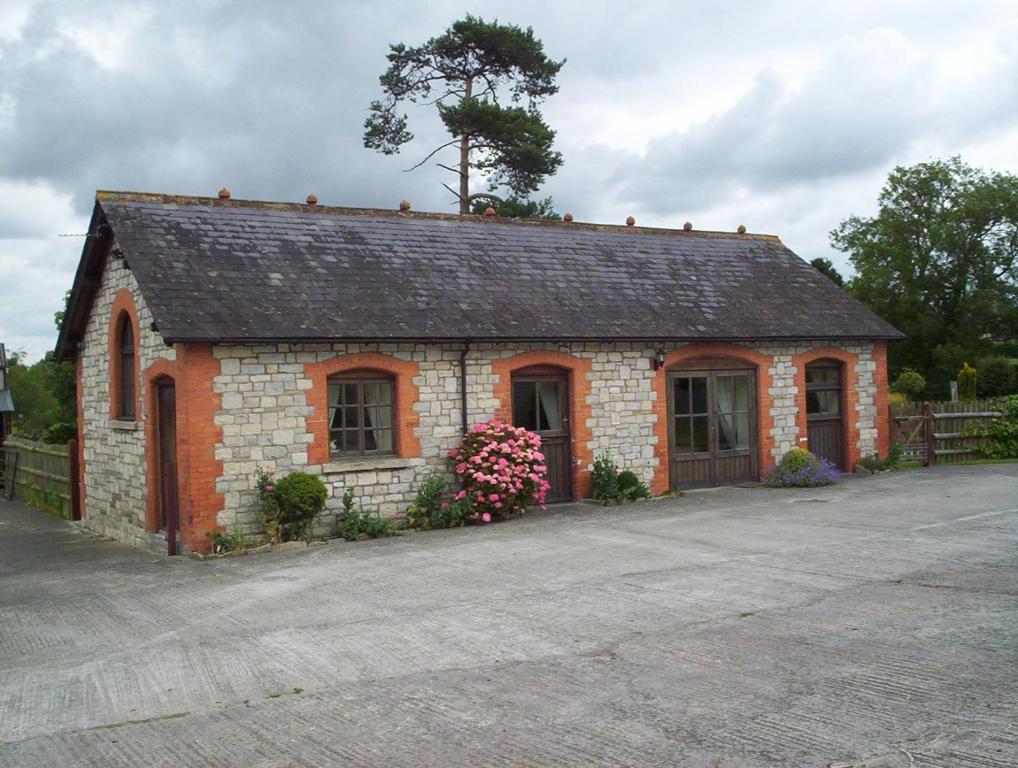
[448, 420, 550, 521]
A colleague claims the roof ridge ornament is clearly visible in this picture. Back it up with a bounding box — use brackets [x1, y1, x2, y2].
[218, 187, 231, 200]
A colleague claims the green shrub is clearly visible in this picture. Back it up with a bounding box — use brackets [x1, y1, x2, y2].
[268, 471, 326, 541]
[766, 448, 837, 487]
[890, 369, 926, 400]
[976, 357, 1018, 398]
[42, 422, 76, 444]
[958, 362, 978, 401]
[406, 471, 469, 530]
[616, 469, 650, 501]
[983, 395, 1018, 458]
[858, 442, 904, 472]
[208, 527, 247, 554]
[590, 451, 619, 501]
[337, 487, 393, 540]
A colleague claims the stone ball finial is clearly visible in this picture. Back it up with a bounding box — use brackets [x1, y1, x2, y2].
[737, 224, 746, 234]
[683, 221, 693, 231]
[399, 199, 411, 211]
[483, 207, 496, 217]
[626, 215, 636, 226]
[218, 187, 231, 200]
[563, 212, 574, 222]
[306, 194, 318, 205]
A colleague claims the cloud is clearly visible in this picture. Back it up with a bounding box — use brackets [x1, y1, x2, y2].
[2, 1, 1018, 360]
[619, 26, 1018, 214]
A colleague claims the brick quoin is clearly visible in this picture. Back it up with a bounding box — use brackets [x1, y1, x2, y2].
[872, 341, 890, 458]
[75, 356, 86, 518]
[142, 344, 224, 553]
[107, 288, 140, 420]
[490, 350, 594, 500]
[651, 343, 776, 496]
[304, 353, 422, 466]
[792, 346, 861, 471]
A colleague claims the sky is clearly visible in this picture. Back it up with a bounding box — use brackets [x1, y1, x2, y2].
[2, 0, 1017, 362]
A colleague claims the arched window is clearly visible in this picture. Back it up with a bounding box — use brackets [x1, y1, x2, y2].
[116, 313, 136, 420]
[327, 371, 394, 457]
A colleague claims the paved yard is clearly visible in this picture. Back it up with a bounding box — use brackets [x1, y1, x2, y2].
[1, 465, 1017, 767]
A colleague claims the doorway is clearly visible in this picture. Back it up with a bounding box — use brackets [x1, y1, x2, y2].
[155, 378, 180, 555]
[667, 366, 757, 489]
[511, 370, 572, 502]
[805, 361, 844, 468]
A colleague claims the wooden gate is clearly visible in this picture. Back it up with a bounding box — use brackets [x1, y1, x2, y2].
[890, 400, 1003, 465]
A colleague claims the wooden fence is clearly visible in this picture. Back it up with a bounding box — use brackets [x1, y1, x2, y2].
[890, 399, 1002, 465]
[2, 437, 79, 520]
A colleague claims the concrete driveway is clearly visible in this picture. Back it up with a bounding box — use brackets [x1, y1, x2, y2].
[1, 465, 1017, 767]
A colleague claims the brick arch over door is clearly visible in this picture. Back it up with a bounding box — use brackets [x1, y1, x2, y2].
[792, 347, 861, 470]
[652, 343, 776, 495]
[108, 288, 140, 420]
[491, 350, 593, 500]
[141, 346, 224, 552]
[305, 352, 421, 466]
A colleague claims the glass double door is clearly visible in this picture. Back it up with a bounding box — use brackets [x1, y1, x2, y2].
[667, 368, 757, 489]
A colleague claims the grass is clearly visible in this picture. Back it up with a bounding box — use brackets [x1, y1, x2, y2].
[897, 457, 1018, 470]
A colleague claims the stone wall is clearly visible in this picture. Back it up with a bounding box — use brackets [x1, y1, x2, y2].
[78, 248, 174, 552]
[208, 340, 883, 539]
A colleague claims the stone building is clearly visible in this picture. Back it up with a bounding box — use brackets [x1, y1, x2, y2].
[55, 191, 901, 554]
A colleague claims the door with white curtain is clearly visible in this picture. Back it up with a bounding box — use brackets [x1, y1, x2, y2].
[511, 372, 571, 502]
[668, 366, 757, 489]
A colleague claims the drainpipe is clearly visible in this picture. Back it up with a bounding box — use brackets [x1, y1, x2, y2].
[459, 340, 471, 435]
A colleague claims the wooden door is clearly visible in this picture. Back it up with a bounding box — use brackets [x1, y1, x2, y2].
[512, 373, 572, 503]
[806, 362, 843, 468]
[668, 368, 756, 489]
[156, 379, 180, 555]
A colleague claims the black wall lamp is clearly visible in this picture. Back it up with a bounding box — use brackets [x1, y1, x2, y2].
[653, 348, 666, 370]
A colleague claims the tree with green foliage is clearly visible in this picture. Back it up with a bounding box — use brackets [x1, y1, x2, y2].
[958, 361, 978, 401]
[809, 257, 845, 286]
[890, 369, 926, 401]
[831, 157, 1018, 383]
[469, 195, 558, 219]
[364, 15, 564, 213]
[6, 350, 75, 440]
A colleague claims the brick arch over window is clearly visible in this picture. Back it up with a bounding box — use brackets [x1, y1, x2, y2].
[651, 343, 776, 495]
[108, 288, 140, 420]
[792, 346, 861, 470]
[305, 353, 421, 465]
[491, 350, 594, 500]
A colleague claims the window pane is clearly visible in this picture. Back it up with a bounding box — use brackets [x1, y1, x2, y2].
[691, 377, 708, 415]
[719, 412, 750, 452]
[121, 351, 135, 419]
[342, 383, 359, 405]
[376, 382, 393, 405]
[807, 366, 839, 386]
[369, 429, 393, 452]
[675, 417, 691, 451]
[675, 378, 691, 415]
[512, 381, 537, 431]
[328, 383, 341, 407]
[343, 429, 360, 452]
[328, 405, 342, 429]
[692, 415, 709, 452]
[343, 406, 360, 429]
[537, 381, 563, 431]
[807, 390, 840, 416]
[365, 406, 392, 430]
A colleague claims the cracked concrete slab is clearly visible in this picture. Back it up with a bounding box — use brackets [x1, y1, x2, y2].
[1, 464, 1016, 766]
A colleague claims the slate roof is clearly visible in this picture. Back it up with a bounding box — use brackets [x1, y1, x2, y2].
[56, 191, 902, 358]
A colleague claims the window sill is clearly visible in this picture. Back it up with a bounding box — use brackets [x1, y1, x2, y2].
[321, 457, 414, 474]
[110, 419, 139, 432]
